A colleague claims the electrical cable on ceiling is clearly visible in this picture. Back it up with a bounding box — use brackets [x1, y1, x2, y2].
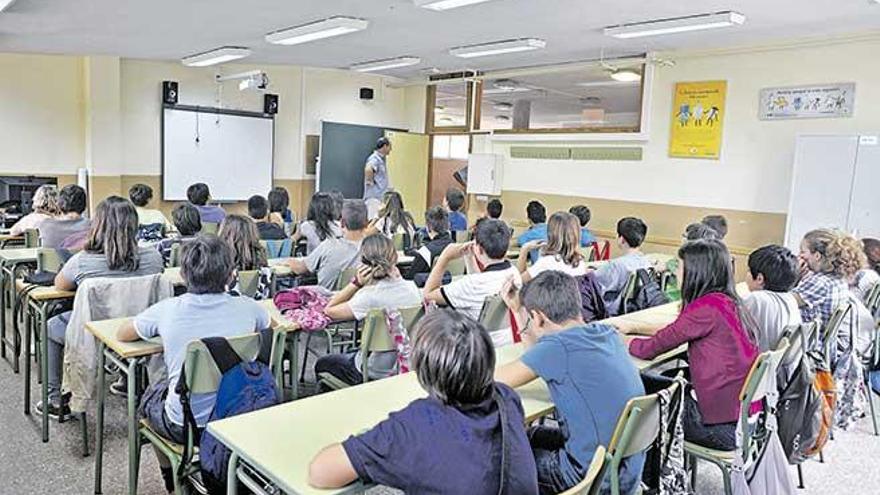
[195, 110, 201, 145]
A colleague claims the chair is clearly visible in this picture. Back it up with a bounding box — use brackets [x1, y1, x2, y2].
[23, 228, 40, 248]
[446, 257, 467, 277]
[685, 340, 789, 495]
[200, 222, 220, 235]
[865, 282, 880, 319]
[479, 295, 513, 345]
[168, 243, 183, 268]
[591, 241, 611, 261]
[618, 271, 640, 315]
[236, 269, 274, 299]
[319, 306, 424, 390]
[453, 230, 472, 242]
[862, 317, 880, 436]
[392, 232, 406, 251]
[821, 301, 854, 365]
[261, 239, 293, 259]
[36, 247, 66, 272]
[559, 445, 607, 495]
[137, 330, 286, 494]
[604, 379, 682, 495]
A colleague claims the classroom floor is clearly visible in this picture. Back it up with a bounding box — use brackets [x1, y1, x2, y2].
[1, 330, 879, 494]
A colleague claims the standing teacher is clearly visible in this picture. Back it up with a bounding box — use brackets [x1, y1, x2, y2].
[363, 137, 392, 219]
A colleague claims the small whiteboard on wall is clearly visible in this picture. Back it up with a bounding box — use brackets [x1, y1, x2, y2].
[162, 106, 274, 201]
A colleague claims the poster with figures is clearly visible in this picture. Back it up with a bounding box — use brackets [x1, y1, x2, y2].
[669, 81, 727, 159]
[759, 83, 855, 120]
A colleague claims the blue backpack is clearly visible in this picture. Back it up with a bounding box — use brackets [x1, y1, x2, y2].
[177, 329, 278, 494]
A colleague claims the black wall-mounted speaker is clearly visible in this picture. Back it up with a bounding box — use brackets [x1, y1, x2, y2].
[359, 87, 374, 100]
[264, 94, 279, 115]
[162, 81, 178, 105]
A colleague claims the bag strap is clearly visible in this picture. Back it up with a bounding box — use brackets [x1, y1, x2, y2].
[201, 337, 245, 374]
[256, 328, 274, 366]
[175, 362, 201, 479]
[493, 386, 510, 495]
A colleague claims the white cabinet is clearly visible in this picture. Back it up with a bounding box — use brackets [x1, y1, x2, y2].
[466, 153, 503, 196]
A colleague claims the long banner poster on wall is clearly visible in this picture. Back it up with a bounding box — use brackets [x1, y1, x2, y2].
[669, 80, 727, 159]
[759, 83, 855, 120]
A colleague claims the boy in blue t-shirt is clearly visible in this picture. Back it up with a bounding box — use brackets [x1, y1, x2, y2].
[309, 310, 538, 494]
[444, 187, 468, 233]
[517, 200, 548, 263]
[118, 235, 270, 493]
[569, 204, 595, 247]
[497, 271, 646, 495]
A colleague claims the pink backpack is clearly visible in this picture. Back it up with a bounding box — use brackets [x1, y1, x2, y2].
[273, 287, 332, 331]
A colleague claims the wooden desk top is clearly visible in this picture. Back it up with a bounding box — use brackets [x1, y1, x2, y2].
[0, 248, 38, 264]
[0, 233, 23, 242]
[14, 279, 75, 301]
[84, 317, 163, 359]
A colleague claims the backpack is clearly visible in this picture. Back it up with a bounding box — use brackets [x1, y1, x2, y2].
[625, 269, 670, 313]
[177, 330, 278, 494]
[575, 272, 608, 322]
[137, 222, 165, 243]
[808, 358, 836, 457]
[775, 349, 828, 463]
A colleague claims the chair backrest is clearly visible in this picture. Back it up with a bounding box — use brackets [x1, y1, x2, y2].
[358, 306, 425, 380]
[822, 301, 853, 364]
[261, 239, 293, 259]
[201, 222, 220, 235]
[392, 232, 406, 251]
[24, 228, 40, 248]
[334, 266, 360, 291]
[168, 243, 183, 268]
[866, 282, 880, 318]
[618, 271, 640, 314]
[478, 294, 510, 334]
[737, 338, 789, 464]
[445, 257, 467, 277]
[236, 269, 273, 298]
[37, 247, 66, 272]
[183, 331, 283, 395]
[558, 446, 607, 495]
[453, 230, 472, 242]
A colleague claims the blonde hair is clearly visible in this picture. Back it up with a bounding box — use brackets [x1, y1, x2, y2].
[360, 233, 397, 281]
[803, 229, 866, 279]
[32, 185, 59, 215]
[219, 214, 268, 271]
[543, 212, 583, 268]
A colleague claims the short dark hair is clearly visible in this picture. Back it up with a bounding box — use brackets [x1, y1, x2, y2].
[412, 310, 495, 407]
[128, 183, 153, 207]
[526, 201, 546, 225]
[180, 234, 234, 294]
[341, 199, 368, 231]
[247, 195, 269, 219]
[487, 199, 503, 219]
[569, 205, 591, 227]
[748, 245, 799, 292]
[58, 184, 87, 214]
[617, 217, 647, 248]
[172, 203, 202, 236]
[376, 137, 391, 150]
[474, 218, 510, 260]
[267, 187, 289, 214]
[445, 188, 465, 212]
[702, 215, 728, 239]
[425, 206, 450, 235]
[187, 183, 210, 205]
[521, 271, 583, 324]
[328, 190, 345, 221]
[684, 222, 719, 241]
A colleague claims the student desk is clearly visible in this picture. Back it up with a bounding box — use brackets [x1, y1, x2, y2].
[0, 232, 24, 249]
[208, 334, 683, 495]
[15, 281, 75, 442]
[0, 248, 38, 371]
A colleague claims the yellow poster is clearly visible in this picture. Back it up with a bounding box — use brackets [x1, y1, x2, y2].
[669, 80, 727, 159]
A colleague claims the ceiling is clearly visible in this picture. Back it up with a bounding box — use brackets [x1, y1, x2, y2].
[1, 0, 879, 79]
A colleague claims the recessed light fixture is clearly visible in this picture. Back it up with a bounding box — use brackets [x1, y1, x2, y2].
[414, 0, 497, 11]
[0, 0, 18, 12]
[496, 115, 511, 121]
[266, 16, 369, 45]
[604, 11, 746, 39]
[450, 38, 546, 58]
[182, 47, 251, 67]
[483, 87, 532, 95]
[610, 68, 642, 82]
[576, 80, 641, 88]
[350, 56, 421, 72]
[493, 102, 513, 111]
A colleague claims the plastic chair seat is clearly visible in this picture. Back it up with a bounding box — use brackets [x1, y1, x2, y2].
[139, 419, 197, 457]
[683, 441, 735, 464]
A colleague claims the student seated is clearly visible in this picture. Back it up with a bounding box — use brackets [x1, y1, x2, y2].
[10, 184, 58, 236]
[593, 217, 651, 315]
[743, 245, 802, 351]
[308, 310, 538, 494]
[444, 187, 468, 232]
[683, 222, 718, 241]
[39, 184, 91, 249]
[624, 239, 759, 451]
[186, 182, 226, 225]
[293, 192, 342, 255]
[487, 198, 504, 220]
[247, 194, 287, 240]
[701, 214, 728, 239]
[404, 206, 452, 285]
[156, 203, 202, 266]
[129, 183, 169, 229]
[39, 196, 164, 418]
[793, 229, 862, 328]
[218, 215, 269, 272]
[852, 237, 880, 303]
[289, 200, 367, 290]
[518, 212, 587, 283]
[497, 271, 645, 495]
[118, 235, 270, 493]
[267, 186, 294, 234]
[314, 234, 422, 388]
[517, 200, 548, 249]
[569, 204, 595, 247]
[424, 218, 521, 324]
[371, 190, 416, 242]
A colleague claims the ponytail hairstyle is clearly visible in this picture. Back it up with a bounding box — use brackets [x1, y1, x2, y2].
[803, 229, 865, 279]
[359, 233, 398, 281]
[861, 238, 880, 275]
[543, 211, 583, 268]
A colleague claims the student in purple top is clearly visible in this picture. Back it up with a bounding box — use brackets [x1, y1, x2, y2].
[622, 239, 759, 451]
[186, 182, 226, 224]
[308, 310, 538, 495]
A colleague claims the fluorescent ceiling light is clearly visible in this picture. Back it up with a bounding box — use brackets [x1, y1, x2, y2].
[604, 11, 746, 39]
[0, 0, 18, 12]
[182, 47, 251, 67]
[576, 80, 641, 88]
[610, 69, 642, 82]
[350, 56, 421, 72]
[482, 87, 532, 95]
[266, 16, 368, 45]
[450, 38, 546, 58]
[414, 0, 496, 11]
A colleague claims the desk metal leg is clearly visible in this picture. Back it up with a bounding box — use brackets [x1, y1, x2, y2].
[23, 298, 31, 416]
[39, 303, 49, 442]
[287, 332, 299, 400]
[127, 358, 140, 495]
[1, 262, 6, 361]
[227, 451, 239, 495]
[94, 344, 107, 495]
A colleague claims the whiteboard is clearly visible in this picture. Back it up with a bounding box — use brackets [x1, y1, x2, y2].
[162, 107, 274, 201]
